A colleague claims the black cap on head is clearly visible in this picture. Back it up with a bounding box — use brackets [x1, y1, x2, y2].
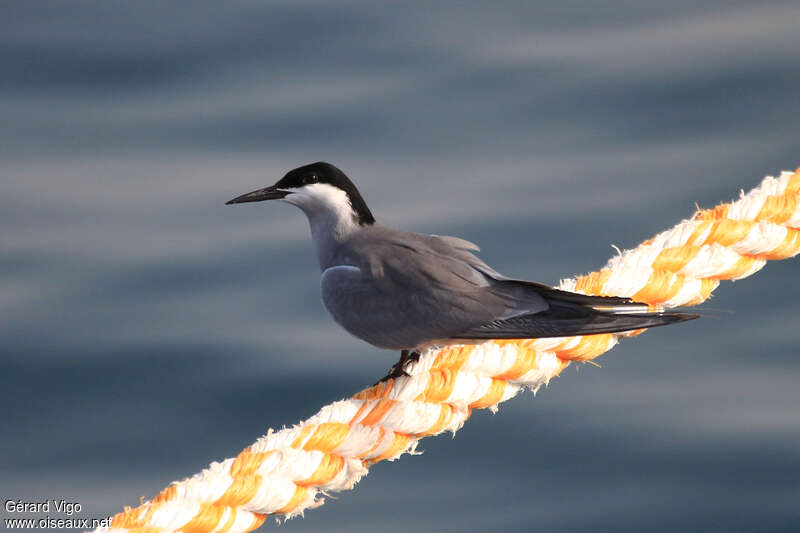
[277, 162, 375, 226]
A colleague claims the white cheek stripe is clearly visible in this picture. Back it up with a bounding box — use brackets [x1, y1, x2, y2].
[285, 183, 352, 211]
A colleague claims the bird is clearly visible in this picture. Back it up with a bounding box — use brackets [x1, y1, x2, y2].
[226, 162, 698, 379]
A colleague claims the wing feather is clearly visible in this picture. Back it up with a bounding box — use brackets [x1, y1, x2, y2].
[322, 225, 697, 348]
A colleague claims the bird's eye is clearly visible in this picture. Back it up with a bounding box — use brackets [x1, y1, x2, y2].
[305, 174, 318, 185]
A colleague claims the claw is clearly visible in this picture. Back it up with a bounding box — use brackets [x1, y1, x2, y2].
[375, 350, 421, 384]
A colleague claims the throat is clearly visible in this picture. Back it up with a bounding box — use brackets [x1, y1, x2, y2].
[307, 211, 361, 270]
[285, 181, 374, 269]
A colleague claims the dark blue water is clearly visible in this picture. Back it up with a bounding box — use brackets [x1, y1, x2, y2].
[2, 2, 799, 531]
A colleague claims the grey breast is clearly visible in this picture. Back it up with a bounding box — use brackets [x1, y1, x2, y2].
[320, 225, 547, 350]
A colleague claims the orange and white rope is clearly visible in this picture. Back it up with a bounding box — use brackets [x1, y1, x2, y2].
[96, 167, 800, 533]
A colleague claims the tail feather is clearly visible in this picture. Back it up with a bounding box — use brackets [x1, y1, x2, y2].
[490, 278, 648, 310]
[464, 276, 700, 339]
[458, 309, 699, 339]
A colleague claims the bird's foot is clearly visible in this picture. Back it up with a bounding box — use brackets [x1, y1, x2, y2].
[375, 350, 422, 384]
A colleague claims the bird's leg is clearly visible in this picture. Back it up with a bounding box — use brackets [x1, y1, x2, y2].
[376, 350, 411, 384]
[376, 349, 422, 384]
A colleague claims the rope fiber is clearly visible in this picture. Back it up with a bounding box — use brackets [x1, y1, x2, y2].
[97, 167, 800, 533]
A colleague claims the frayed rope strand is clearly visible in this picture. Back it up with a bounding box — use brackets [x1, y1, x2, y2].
[94, 167, 800, 533]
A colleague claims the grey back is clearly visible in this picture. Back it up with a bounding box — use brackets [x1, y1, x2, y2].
[320, 225, 548, 349]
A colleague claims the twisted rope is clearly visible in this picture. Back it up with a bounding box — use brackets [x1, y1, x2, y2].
[98, 167, 800, 533]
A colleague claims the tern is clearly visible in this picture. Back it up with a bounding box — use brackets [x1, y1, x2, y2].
[227, 162, 697, 379]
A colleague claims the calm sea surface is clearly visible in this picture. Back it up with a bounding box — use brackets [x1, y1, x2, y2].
[2, 2, 799, 531]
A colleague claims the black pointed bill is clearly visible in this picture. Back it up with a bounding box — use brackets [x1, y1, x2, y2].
[226, 185, 290, 205]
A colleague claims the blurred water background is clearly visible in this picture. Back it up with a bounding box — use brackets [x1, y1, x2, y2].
[2, 1, 799, 531]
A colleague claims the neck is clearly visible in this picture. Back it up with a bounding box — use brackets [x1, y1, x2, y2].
[306, 209, 361, 270]
[283, 183, 373, 270]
